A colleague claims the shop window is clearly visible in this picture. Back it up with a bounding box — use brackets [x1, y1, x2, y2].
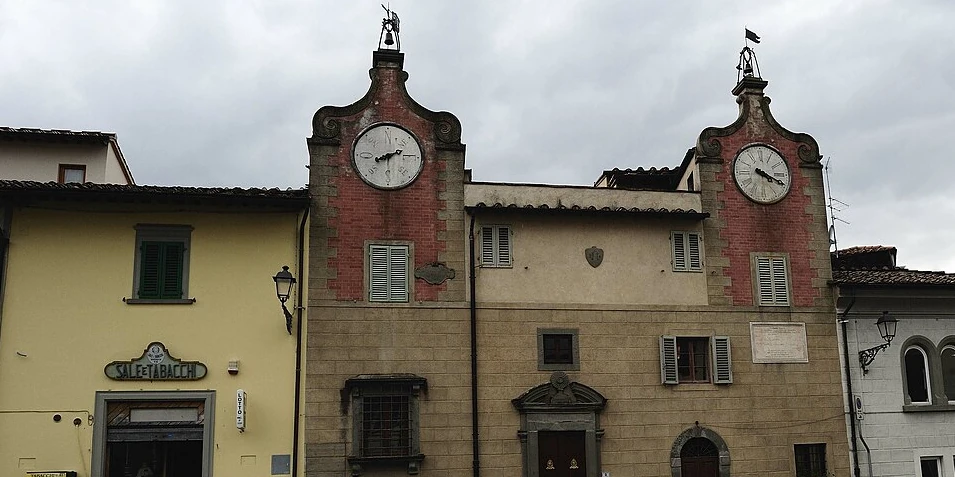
[369, 244, 409, 302]
[480, 225, 511, 267]
[345, 375, 426, 475]
[904, 346, 932, 404]
[661, 336, 732, 385]
[130, 225, 192, 303]
[794, 443, 827, 477]
[671, 231, 702, 272]
[537, 328, 579, 371]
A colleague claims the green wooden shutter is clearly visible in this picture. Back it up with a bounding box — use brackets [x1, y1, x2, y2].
[160, 242, 185, 299]
[139, 241, 163, 298]
[712, 336, 733, 384]
[660, 336, 678, 384]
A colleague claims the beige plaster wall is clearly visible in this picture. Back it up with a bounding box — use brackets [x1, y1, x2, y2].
[473, 213, 709, 306]
[104, 142, 132, 184]
[0, 207, 305, 477]
[0, 142, 108, 182]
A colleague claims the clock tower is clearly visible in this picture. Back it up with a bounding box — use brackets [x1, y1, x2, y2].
[304, 18, 472, 473]
[695, 59, 831, 309]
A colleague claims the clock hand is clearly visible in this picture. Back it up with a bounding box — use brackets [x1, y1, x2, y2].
[374, 149, 403, 162]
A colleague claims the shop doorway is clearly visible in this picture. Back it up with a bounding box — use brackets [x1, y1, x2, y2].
[92, 392, 215, 477]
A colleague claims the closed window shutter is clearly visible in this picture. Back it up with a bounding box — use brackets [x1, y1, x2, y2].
[660, 335, 678, 384]
[497, 226, 511, 266]
[160, 242, 185, 299]
[771, 257, 789, 305]
[712, 336, 733, 384]
[139, 241, 163, 298]
[687, 233, 702, 271]
[672, 232, 687, 271]
[756, 256, 774, 305]
[369, 245, 389, 301]
[480, 227, 494, 265]
[389, 246, 409, 302]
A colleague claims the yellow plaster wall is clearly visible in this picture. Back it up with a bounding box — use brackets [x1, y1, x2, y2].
[0, 207, 307, 477]
[474, 213, 709, 305]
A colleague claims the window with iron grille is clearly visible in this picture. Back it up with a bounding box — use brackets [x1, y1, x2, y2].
[661, 336, 732, 385]
[345, 375, 426, 473]
[794, 443, 827, 477]
[753, 253, 790, 306]
[480, 225, 512, 267]
[131, 225, 192, 302]
[538, 328, 579, 371]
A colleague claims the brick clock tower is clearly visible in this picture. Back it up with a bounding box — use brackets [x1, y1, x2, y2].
[695, 72, 831, 309]
[305, 38, 472, 475]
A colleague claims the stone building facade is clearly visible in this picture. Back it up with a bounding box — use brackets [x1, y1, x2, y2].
[833, 246, 955, 477]
[304, 46, 850, 477]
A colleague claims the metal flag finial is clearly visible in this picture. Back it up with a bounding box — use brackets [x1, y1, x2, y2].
[379, 4, 401, 51]
[736, 28, 762, 82]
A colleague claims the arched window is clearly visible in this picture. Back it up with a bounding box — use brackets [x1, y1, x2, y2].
[904, 346, 931, 404]
[941, 345, 955, 402]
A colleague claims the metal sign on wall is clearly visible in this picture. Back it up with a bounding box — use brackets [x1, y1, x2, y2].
[104, 342, 207, 381]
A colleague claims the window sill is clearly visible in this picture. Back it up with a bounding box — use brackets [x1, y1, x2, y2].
[124, 298, 196, 305]
[902, 403, 955, 412]
[348, 454, 424, 476]
[539, 363, 581, 371]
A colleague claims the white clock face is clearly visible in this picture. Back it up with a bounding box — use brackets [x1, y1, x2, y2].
[733, 145, 791, 204]
[352, 124, 423, 190]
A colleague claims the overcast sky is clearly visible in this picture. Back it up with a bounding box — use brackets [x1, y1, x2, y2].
[2, 0, 954, 271]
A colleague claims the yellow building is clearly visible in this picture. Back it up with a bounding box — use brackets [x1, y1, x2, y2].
[0, 181, 308, 477]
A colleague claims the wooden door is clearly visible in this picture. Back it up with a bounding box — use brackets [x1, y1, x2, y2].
[680, 437, 719, 477]
[538, 431, 587, 477]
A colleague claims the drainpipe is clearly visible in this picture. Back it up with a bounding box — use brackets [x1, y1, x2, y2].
[0, 206, 11, 344]
[468, 211, 480, 477]
[840, 296, 860, 477]
[292, 204, 309, 477]
[858, 421, 873, 477]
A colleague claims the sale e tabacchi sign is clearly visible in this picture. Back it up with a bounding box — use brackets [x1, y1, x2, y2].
[104, 342, 207, 380]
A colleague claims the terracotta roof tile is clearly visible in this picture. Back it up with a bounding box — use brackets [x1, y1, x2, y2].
[832, 268, 955, 287]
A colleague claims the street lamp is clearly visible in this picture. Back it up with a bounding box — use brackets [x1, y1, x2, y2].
[858, 312, 899, 374]
[273, 266, 296, 334]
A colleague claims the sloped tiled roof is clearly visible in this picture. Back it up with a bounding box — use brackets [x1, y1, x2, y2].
[831, 245, 955, 287]
[0, 180, 308, 209]
[0, 126, 115, 144]
[468, 201, 706, 217]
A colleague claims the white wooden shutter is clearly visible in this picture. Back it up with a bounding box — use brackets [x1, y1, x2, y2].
[687, 233, 702, 271]
[497, 226, 512, 266]
[660, 336, 678, 384]
[389, 246, 409, 302]
[672, 232, 687, 271]
[480, 227, 494, 265]
[369, 245, 390, 302]
[756, 256, 774, 305]
[712, 336, 733, 384]
[770, 257, 789, 305]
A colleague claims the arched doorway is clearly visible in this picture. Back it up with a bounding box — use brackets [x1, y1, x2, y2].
[681, 437, 719, 477]
[670, 425, 730, 477]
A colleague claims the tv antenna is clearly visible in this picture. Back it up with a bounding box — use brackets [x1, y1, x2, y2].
[824, 157, 850, 256]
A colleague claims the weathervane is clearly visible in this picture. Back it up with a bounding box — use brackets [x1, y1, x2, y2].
[736, 28, 762, 82]
[379, 4, 400, 51]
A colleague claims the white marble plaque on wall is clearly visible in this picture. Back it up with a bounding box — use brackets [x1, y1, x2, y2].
[750, 322, 809, 363]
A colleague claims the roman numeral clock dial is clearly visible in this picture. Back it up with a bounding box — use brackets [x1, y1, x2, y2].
[352, 123, 424, 190]
[732, 145, 791, 204]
